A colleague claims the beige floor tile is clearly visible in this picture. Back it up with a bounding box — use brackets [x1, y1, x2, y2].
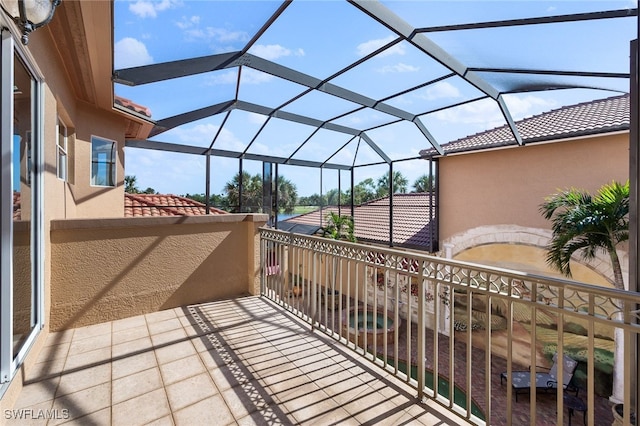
[277, 384, 337, 424]
[63, 347, 111, 371]
[150, 327, 187, 347]
[71, 322, 111, 341]
[68, 332, 112, 356]
[145, 415, 175, 426]
[173, 395, 234, 426]
[112, 336, 152, 358]
[112, 324, 149, 345]
[5, 400, 54, 426]
[191, 333, 226, 353]
[36, 341, 70, 363]
[297, 406, 355, 426]
[208, 362, 254, 391]
[145, 309, 177, 323]
[56, 364, 111, 397]
[165, 372, 218, 411]
[148, 318, 183, 336]
[112, 350, 157, 379]
[262, 366, 309, 395]
[13, 377, 60, 409]
[25, 358, 66, 382]
[112, 366, 163, 404]
[155, 340, 197, 365]
[220, 380, 275, 418]
[112, 314, 146, 332]
[159, 354, 205, 385]
[112, 387, 170, 426]
[49, 382, 111, 425]
[44, 330, 74, 347]
[56, 407, 111, 426]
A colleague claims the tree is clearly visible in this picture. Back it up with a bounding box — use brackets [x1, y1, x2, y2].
[413, 174, 435, 193]
[225, 172, 262, 213]
[351, 178, 377, 204]
[125, 175, 139, 193]
[540, 180, 629, 290]
[125, 175, 157, 194]
[540, 180, 629, 402]
[322, 211, 356, 242]
[223, 172, 298, 214]
[376, 171, 408, 197]
[277, 176, 298, 214]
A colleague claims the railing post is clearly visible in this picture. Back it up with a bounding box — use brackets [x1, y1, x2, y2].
[417, 259, 426, 400]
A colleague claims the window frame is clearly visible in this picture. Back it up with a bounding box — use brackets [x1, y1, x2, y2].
[90, 135, 117, 187]
[56, 119, 68, 181]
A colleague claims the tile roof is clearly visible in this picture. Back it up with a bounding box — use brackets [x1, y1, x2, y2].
[283, 193, 436, 250]
[420, 94, 629, 156]
[124, 193, 227, 217]
[115, 95, 152, 118]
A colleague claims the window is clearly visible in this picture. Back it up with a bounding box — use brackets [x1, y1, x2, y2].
[56, 119, 67, 181]
[91, 136, 116, 187]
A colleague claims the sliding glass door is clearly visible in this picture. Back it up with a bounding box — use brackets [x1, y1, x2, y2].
[1, 28, 43, 388]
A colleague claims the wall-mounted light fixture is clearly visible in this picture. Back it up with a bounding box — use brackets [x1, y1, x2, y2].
[0, 0, 61, 45]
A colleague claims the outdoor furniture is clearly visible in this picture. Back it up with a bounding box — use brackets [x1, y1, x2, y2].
[563, 392, 587, 426]
[500, 353, 579, 402]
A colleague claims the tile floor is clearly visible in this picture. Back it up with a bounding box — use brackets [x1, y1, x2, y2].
[9, 296, 469, 425]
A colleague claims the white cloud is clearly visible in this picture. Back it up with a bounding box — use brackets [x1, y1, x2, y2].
[249, 44, 305, 61]
[420, 81, 461, 101]
[129, 0, 181, 18]
[114, 38, 154, 69]
[248, 113, 268, 125]
[206, 68, 274, 85]
[179, 23, 249, 45]
[176, 15, 200, 30]
[377, 63, 419, 74]
[433, 98, 503, 126]
[356, 35, 405, 57]
[501, 94, 558, 121]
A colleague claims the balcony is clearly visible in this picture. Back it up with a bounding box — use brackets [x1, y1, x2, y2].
[6, 220, 640, 425]
[10, 296, 469, 425]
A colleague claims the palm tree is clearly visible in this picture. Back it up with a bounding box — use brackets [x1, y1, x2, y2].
[377, 171, 408, 197]
[540, 180, 629, 403]
[124, 175, 139, 193]
[224, 172, 298, 214]
[540, 180, 629, 290]
[322, 211, 356, 242]
[413, 174, 434, 193]
[277, 176, 298, 214]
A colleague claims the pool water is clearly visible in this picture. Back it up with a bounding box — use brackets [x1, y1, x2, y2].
[384, 358, 485, 420]
[349, 311, 394, 330]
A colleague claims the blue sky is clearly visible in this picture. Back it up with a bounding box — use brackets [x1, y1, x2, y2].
[114, 0, 636, 197]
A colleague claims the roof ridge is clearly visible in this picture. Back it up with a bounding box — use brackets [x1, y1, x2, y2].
[420, 93, 629, 155]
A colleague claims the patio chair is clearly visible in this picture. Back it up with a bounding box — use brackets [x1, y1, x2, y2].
[500, 353, 579, 402]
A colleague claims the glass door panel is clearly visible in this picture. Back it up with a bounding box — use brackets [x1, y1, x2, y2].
[12, 52, 34, 357]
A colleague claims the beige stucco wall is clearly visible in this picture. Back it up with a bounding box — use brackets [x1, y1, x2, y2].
[437, 133, 629, 286]
[49, 214, 267, 331]
[438, 132, 629, 243]
[454, 243, 613, 287]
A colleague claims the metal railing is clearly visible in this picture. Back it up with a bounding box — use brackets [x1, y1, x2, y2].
[259, 228, 640, 425]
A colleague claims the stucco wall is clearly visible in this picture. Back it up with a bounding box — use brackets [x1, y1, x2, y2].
[438, 133, 629, 243]
[49, 214, 267, 331]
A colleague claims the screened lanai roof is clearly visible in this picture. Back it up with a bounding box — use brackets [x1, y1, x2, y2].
[113, 0, 636, 171]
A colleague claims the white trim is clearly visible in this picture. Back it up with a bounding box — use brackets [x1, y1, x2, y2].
[90, 134, 117, 187]
[0, 29, 15, 386]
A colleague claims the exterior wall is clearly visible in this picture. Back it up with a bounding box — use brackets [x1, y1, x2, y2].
[437, 133, 629, 285]
[438, 132, 629, 244]
[49, 214, 267, 331]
